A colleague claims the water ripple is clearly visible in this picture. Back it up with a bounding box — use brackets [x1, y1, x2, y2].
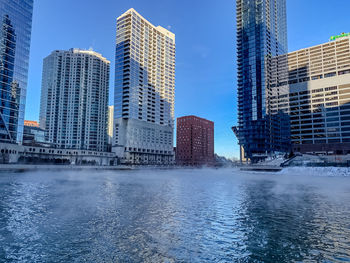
[0, 169, 349, 262]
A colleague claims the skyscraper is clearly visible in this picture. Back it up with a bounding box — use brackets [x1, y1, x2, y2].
[113, 8, 175, 165]
[234, 0, 288, 162]
[0, 0, 34, 144]
[39, 49, 110, 152]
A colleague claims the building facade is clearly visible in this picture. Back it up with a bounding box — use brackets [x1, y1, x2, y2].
[39, 49, 110, 152]
[0, 0, 34, 144]
[176, 116, 214, 166]
[113, 8, 175, 165]
[272, 35, 350, 155]
[0, 142, 115, 165]
[107, 105, 114, 145]
[234, 0, 288, 162]
[23, 121, 47, 147]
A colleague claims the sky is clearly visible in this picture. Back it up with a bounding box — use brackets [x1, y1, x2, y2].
[25, 0, 350, 159]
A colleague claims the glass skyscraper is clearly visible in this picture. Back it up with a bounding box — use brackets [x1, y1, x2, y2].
[234, 0, 288, 162]
[0, 0, 33, 144]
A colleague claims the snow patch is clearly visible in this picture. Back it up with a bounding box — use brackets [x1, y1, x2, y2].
[280, 167, 350, 177]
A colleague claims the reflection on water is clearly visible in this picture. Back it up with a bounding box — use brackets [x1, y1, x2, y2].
[0, 169, 349, 262]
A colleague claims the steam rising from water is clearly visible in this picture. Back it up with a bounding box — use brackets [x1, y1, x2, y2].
[0, 168, 349, 262]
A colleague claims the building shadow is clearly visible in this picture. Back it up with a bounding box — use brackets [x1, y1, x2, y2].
[113, 37, 174, 165]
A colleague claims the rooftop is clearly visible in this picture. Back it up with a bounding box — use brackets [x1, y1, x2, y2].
[51, 49, 110, 64]
[117, 8, 175, 41]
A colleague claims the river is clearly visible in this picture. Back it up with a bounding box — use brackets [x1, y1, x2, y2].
[0, 168, 349, 262]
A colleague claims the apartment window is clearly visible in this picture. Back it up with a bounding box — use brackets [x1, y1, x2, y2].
[338, 69, 350, 75]
[324, 72, 336, 78]
[325, 86, 337, 91]
[315, 140, 326, 144]
[311, 75, 323, 80]
[302, 140, 313, 144]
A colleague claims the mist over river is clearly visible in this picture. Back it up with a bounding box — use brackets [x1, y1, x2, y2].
[0, 168, 349, 262]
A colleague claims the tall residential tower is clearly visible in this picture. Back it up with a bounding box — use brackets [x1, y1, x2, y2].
[113, 9, 175, 165]
[233, 0, 288, 162]
[0, 0, 34, 144]
[39, 49, 110, 152]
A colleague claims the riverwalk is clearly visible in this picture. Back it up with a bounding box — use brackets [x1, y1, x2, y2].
[0, 164, 133, 172]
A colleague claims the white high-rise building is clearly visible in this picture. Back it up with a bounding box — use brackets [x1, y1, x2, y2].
[107, 105, 114, 145]
[113, 8, 176, 165]
[39, 49, 110, 152]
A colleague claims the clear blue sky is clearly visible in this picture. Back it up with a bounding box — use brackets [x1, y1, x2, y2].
[25, 0, 350, 158]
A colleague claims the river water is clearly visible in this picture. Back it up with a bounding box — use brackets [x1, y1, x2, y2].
[0, 168, 349, 262]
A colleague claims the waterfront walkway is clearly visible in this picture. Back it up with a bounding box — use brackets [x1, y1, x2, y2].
[0, 164, 133, 172]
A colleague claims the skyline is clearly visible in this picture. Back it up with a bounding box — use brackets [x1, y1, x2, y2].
[0, 1, 349, 262]
[24, 0, 350, 158]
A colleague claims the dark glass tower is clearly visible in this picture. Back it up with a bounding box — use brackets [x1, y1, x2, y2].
[234, 0, 288, 162]
[0, 0, 33, 144]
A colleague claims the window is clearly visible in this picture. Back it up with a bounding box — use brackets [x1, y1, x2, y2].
[324, 72, 336, 78]
[338, 69, 350, 75]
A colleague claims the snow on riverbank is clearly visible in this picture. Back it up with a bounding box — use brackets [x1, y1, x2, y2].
[279, 167, 350, 177]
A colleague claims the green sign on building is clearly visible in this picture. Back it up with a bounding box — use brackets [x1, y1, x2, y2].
[330, 33, 350, 41]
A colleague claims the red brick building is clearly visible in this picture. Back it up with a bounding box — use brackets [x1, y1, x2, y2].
[176, 116, 214, 166]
